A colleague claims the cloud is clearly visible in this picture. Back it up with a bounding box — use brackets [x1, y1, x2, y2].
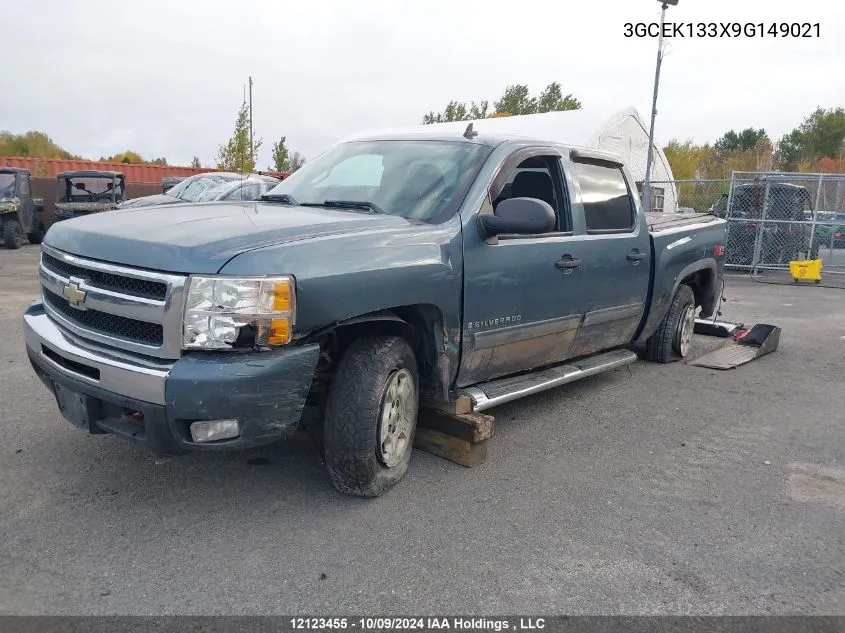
[3, 0, 843, 167]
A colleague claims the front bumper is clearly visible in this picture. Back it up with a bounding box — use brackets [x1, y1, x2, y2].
[24, 302, 320, 454]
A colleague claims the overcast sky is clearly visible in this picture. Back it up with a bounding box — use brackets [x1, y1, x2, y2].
[4, 0, 843, 168]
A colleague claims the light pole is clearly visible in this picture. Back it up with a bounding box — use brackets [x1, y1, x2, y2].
[642, 0, 677, 215]
[248, 76, 254, 166]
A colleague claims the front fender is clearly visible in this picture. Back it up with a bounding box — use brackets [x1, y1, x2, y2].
[219, 217, 465, 391]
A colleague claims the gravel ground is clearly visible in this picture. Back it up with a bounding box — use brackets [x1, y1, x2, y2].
[1, 244, 843, 615]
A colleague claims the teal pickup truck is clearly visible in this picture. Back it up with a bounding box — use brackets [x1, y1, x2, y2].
[24, 126, 727, 496]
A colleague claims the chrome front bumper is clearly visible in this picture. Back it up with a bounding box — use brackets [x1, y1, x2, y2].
[24, 301, 322, 453]
[23, 302, 172, 405]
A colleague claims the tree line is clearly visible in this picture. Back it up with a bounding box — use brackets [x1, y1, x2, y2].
[664, 107, 844, 179]
[421, 85, 843, 178]
[0, 131, 174, 166]
[0, 130, 80, 160]
[0, 103, 308, 175]
[214, 102, 307, 174]
[422, 82, 581, 124]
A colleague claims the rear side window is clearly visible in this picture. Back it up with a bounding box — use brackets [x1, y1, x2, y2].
[573, 162, 635, 232]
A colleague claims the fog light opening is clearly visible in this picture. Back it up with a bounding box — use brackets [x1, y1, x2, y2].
[190, 419, 241, 443]
[121, 409, 144, 426]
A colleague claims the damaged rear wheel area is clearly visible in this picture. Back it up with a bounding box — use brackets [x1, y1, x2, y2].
[645, 283, 696, 364]
[323, 335, 419, 497]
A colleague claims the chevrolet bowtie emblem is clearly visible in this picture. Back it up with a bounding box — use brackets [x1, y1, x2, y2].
[62, 281, 87, 308]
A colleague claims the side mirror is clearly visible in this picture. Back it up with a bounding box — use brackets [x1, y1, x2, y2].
[478, 197, 556, 237]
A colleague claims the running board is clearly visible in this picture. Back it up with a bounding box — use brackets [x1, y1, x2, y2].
[457, 348, 638, 412]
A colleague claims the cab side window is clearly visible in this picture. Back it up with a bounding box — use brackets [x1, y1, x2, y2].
[573, 161, 636, 233]
[493, 156, 571, 232]
[19, 174, 30, 197]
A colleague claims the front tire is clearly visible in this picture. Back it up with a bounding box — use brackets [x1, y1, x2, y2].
[3, 219, 23, 249]
[645, 284, 696, 364]
[324, 336, 419, 497]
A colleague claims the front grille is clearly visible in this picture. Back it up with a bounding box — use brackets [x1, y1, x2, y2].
[39, 246, 186, 359]
[42, 252, 167, 300]
[43, 287, 163, 346]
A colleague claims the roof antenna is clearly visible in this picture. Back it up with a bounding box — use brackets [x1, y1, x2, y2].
[463, 122, 478, 139]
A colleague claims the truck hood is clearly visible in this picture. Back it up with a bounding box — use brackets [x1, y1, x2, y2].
[43, 201, 415, 273]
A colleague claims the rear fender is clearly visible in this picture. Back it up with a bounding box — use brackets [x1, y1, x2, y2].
[673, 260, 718, 315]
[636, 259, 718, 343]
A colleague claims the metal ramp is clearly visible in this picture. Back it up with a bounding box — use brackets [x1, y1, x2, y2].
[457, 348, 638, 412]
[686, 324, 781, 370]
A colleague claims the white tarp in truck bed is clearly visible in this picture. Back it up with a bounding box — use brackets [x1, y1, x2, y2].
[646, 212, 720, 233]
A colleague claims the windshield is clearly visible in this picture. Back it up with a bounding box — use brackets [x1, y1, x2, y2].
[167, 174, 242, 202]
[0, 173, 15, 198]
[263, 140, 491, 222]
[58, 176, 117, 203]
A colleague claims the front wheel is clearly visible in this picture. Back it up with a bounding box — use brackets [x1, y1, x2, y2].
[3, 219, 23, 249]
[644, 284, 696, 364]
[324, 336, 419, 497]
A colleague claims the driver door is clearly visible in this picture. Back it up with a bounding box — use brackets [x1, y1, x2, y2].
[457, 147, 590, 387]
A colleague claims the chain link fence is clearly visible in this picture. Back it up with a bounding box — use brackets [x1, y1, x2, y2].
[647, 179, 731, 215]
[647, 173, 845, 287]
[723, 172, 845, 286]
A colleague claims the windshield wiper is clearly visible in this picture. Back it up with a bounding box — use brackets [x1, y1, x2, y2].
[259, 193, 298, 205]
[300, 199, 388, 215]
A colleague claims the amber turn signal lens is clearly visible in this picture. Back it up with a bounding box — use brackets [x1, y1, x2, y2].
[267, 318, 291, 345]
[273, 282, 292, 312]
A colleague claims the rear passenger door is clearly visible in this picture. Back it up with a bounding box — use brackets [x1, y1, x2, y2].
[566, 153, 651, 357]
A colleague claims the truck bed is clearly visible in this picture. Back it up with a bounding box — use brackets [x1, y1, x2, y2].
[646, 212, 720, 233]
[639, 211, 728, 339]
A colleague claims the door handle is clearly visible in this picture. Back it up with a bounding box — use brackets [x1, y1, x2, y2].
[627, 251, 648, 261]
[555, 256, 583, 270]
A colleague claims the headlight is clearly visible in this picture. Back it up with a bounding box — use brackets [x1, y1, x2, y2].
[182, 275, 295, 350]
